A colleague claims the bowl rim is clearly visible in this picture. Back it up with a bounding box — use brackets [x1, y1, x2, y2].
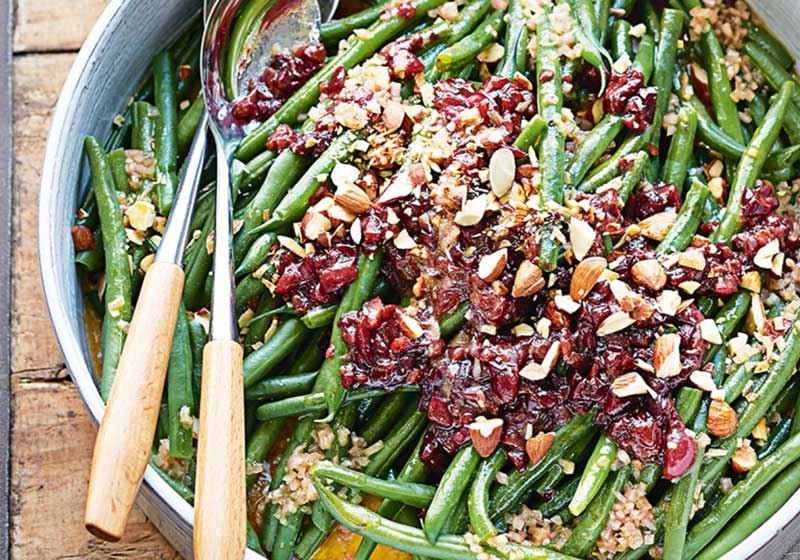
[36, 0, 800, 559]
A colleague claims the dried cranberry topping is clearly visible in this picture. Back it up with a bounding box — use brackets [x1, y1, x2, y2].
[230, 42, 326, 124]
[603, 68, 657, 132]
[274, 242, 358, 313]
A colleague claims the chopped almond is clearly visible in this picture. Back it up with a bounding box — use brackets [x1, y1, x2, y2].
[469, 417, 504, 458]
[631, 259, 666, 291]
[707, 399, 737, 438]
[512, 260, 545, 298]
[526, 432, 555, 466]
[570, 256, 607, 301]
[478, 249, 508, 282]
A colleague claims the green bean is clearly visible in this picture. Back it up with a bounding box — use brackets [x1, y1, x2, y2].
[687, 429, 800, 558]
[538, 477, 580, 518]
[365, 408, 427, 478]
[428, 445, 482, 544]
[312, 480, 579, 560]
[312, 461, 435, 507]
[662, 443, 704, 560]
[536, 7, 565, 272]
[247, 520, 265, 554]
[616, 150, 649, 203]
[646, 9, 683, 167]
[319, 251, 384, 418]
[235, 231, 279, 278]
[497, 0, 527, 78]
[84, 137, 133, 401]
[719, 354, 762, 404]
[594, 0, 610, 43]
[246, 418, 285, 488]
[610, 20, 633, 60]
[152, 51, 179, 214]
[513, 115, 547, 152]
[107, 148, 130, 193]
[662, 106, 698, 191]
[149, 454, 194, 502]
[243, 318, 310, 387]
[561, 465, 631, 558]
[436, 9, 505, 71]
[742, 41, 800, 144]
[743, 20, 794, 69]
[360, 392, 413, 444]
[490, 412, 597, 519]
[761, 417, 792, 458]
[256, 390, 326, 420]
[236, 0, 449, 161]
[245, 370, 319, 401]
[713, 81, 794, 244]
[656, 178, 709, 254]
[131, 101, 157, 153]
[254, 132, 359, 233]
[75, 231, 104, 272]
[632, 34, 655, 82]
[243, 293, 277, 350]
[560, 0, 610, 84]
[696, 456, 800, 559]
[578, 133, 648, 193]
[301, 304, 337, 329]
[176, 95, 204, 157]
[272, 510, 304, 560]
[568, 434, 617, 517]
[166, 302, 194, 459]
[468, 450, 506, 540]
[567, 115, 624, 187]
[321, 3, 386, 46]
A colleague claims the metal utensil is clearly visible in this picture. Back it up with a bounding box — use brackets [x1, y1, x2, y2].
[193, 0, 321, 558]
[83, 0, 322, 546]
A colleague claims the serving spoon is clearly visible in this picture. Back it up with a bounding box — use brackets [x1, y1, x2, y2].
[194, 0, 321, 557]
[84, 0, 327, 549]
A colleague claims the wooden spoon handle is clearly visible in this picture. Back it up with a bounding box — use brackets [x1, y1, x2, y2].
[84, 260, 185, 541]
[194, 339, 246, 560]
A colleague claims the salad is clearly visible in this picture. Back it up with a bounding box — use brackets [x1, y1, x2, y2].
[71, 0, 800, 558]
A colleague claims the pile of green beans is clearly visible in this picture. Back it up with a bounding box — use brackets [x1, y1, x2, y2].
[72, 0, 800, 558]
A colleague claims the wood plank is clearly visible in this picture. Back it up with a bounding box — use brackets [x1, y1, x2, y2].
[9, 377, 178, 559]
[11, 52, 73, 378]
[13, 0, 106, 53]
[11, 49, 177, 558]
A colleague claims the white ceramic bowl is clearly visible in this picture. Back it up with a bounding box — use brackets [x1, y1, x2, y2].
[38, 0, 800, 558]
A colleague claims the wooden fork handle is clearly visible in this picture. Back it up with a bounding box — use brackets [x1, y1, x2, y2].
[85, 261, 184, 541]
[194, 339, 246, 560]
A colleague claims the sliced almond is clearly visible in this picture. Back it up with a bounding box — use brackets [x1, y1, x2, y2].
[335, 183, 372, 214]
[678, 248, 706, 271]
[454, 194, 487, 227]
[731, 444, 757, 474]
[654, 333, 681, 378]
[690, 369, 716, 392]
[478, 249, 508, 282]
[519, 341, 560, 382]
[526, 432, 555, 466]
[569, 217, 595, 261]
[330, 162, 360, 189]
[678, 280, 701, 295]
[570, 256, 607, 301]
[657, 290, 682, 316]
[277, 235, 306, 258]
[639, 212, 677, 241]
[477, 42, 505, 63]
[398, 313, 424, 339]
[700, 318, 723, 344]
[350, 218, 363, 244]
[126, 200, 156, 232]
[707, 399, 737, 438]
[554, 294, 581, 314]
[468, 417, 504, 458]
[611, 372, 655, 398]
[597, 310, 635, 336]
[382, 99, 406, 132]
[393, 229, 417, 250]
[489, 148, 515, 197]
[512, 260, 545, 298]
[378, 172, 414, 204]
[302, 211, 332, 241]
[747, 293, 767, 334]
[753, 239, 780, 270]
[752, 417, 769, 442]
[631, 259, 667, 291]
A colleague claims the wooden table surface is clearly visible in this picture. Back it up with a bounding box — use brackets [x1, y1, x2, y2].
[11, 1, 177, 557]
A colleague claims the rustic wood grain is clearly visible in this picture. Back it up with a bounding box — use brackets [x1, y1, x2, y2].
[13, 0, 107, 53]
[10, 9, 179, 555]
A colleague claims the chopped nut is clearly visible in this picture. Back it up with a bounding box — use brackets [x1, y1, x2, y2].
[378, 173, 414, 204]
[468, 417, 504, 458]
[740, 270, 761, 292]
[393, 229, 417, 250]
[690, 369, 716, 392]
[512, 260, 545, 298]
[454, 194, 488, 226]
[277, 235, 306, 258]
[700, 319, 723, 345]
[657, 290, 682, 316]
[554, 294, 581, 314]
[526, 432, 555, 466]
[631, 259, 667, 291]
[126, 200, 156, 231]
[638, 212, 677, 241]
[478, 249, 508, 282]
[398, 313, 424, 339]
[654, 333, 681, 378]
[678, 248, 706, 271]
[330, 162, 360, 189]
[569, 217, 595, 261]
[731, 444, 757, 474]
[334, 183, 372, 214]
[302, 211, 332, 241]
[751, 417, 769, 442]
[611, 372, 655, 398]
[477, 43, 505, 63]
[570, 256, 607, 301]
[489, 148, 516, 197]
[707, 399, 738, 438]
[519, 341, 561, 382]
[597, 311, 636, 336]
[753, 239, 780, 270]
